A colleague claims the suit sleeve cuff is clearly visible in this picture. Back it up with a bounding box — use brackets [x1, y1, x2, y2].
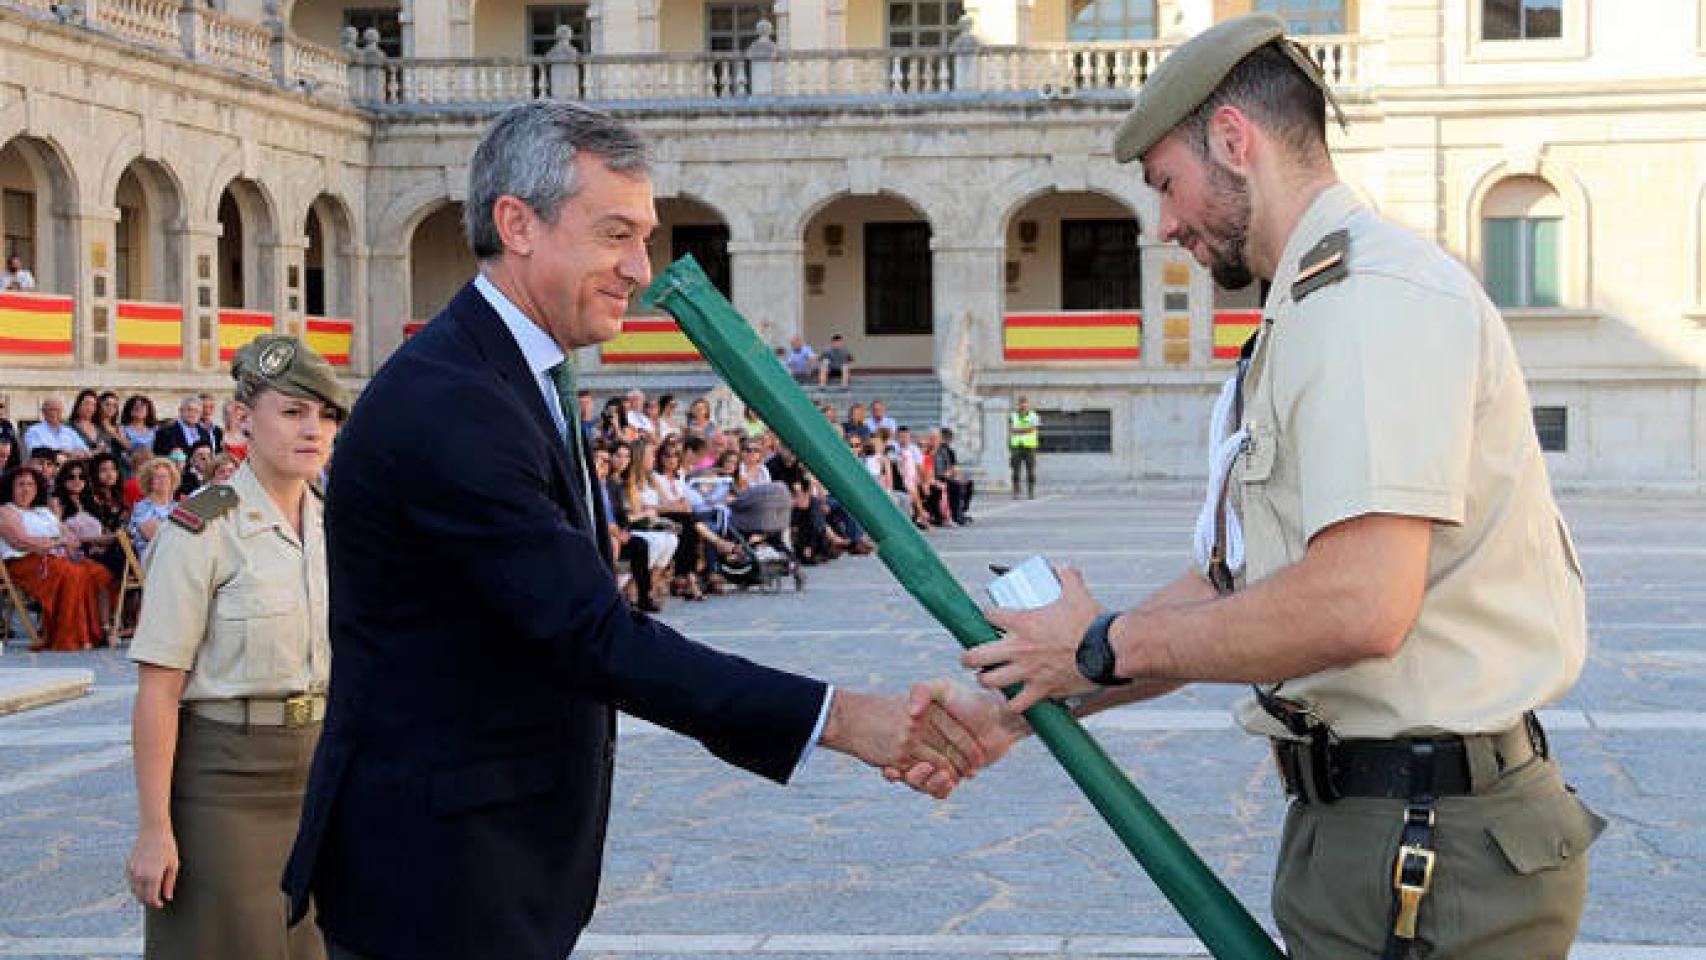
[789, 684, 836, 780]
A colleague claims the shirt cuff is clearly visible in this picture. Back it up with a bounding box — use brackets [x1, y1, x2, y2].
[790, 683, 835, 780]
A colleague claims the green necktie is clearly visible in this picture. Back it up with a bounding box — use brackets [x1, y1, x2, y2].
[547, 358, 595, 525]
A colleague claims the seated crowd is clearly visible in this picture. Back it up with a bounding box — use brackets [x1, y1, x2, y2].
[0, 382, 978, 642]
[582, 388, 975, 612]
[0, 390, 236, 651]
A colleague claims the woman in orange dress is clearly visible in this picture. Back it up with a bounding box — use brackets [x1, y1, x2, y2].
[0, 465, 115, 651]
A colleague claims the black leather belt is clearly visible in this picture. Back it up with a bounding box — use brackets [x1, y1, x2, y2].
[1274, 713, 1547, 803]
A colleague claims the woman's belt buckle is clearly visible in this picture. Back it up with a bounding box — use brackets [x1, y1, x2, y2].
[283, 694, 316, 728]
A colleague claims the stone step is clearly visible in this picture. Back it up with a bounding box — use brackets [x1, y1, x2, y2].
[0, 667, 95, 716]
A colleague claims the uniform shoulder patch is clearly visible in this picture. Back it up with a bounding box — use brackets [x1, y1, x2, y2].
[1292, 228, 1350, 303]
[169, 485, 239, 534]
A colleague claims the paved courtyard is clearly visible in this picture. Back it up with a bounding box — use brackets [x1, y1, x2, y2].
[0, 490, 1702, 959]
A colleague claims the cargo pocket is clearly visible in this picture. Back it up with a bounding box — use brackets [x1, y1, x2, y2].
[236, 587, 299, 681]
[1486, 790, 1606, 875]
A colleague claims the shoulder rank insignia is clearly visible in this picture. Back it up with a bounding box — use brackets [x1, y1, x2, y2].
[169, 485, 240, 534]
[1292, 228, 1350, 303]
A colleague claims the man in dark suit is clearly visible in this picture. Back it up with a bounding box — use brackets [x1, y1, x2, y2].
[151, 395, 221, 456]
[284, 102, 1008, 960]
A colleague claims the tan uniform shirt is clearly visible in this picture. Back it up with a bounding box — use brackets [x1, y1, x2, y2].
[128, 463, 330, 702]
[1232, 184, 1587, 740]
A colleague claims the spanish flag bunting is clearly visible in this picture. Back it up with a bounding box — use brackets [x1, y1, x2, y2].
[218, 310, 275, 361]
[1003, 311, 1141, 361]
[116, 301, 183, 360]
[305, 317, 353, 366]
[601, 315, 702, 364]
[0, 292, 74, 356]
[1213, 311, 1262, 360]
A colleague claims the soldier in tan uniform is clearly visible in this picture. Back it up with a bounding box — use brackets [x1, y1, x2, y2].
[124, 335, 345, 960]
[959, 13, 1604, 959]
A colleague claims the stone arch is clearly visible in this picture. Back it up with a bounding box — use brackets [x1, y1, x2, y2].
[652, 193, 735, 298]
[797, 188, 936, 370]
[983, 162, 1157, 247]
[305, 192, 359, 319]
[0, 133, 81, 293]
[1000, 185, 1145, 314]
[215, 177, 280, 310]
[407, 199, 475, 323]
[1464, 159, 1592, 307]
[373, 174, 460, 256]
[789, 184, 937, 247]
[111, 157, 187, 302]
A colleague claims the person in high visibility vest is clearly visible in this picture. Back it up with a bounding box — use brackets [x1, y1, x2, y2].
[1008, 396, 1039, 499]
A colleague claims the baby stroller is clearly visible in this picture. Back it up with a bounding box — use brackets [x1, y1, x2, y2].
[718, 482, 805, 592]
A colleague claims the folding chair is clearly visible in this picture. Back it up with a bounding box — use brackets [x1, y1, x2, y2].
[0, 558, 42, 649]
[110, 529, 146, 641]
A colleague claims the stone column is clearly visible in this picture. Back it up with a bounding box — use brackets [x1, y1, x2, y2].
[74, 208, 118, 367]
[346, 243, 373, 375]
[365, 249, 410, 366]
[179, 220, 221, 371]
[979, 395, 1011, 491]
[270, 237, 305, 332]
[728, 240, 803, 346]
[931, 241, 1004, 464]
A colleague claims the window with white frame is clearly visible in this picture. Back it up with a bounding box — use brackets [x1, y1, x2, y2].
[1254, 0, 1346, 34]
[1067, 0, 1157, 41]
[1482, 0, 1563, 40]
[527, 5, 590, 55]
[886, 0, 965, 48]
[707, 2, 772, 52]
[1482, 176, 1564, 309]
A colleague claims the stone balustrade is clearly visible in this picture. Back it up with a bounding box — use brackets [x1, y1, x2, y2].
[0, 0, 1366, 110]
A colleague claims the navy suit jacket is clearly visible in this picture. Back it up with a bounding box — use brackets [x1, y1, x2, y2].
[283, 282, 828, 960]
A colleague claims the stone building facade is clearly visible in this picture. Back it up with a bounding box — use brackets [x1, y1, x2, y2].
[1, 0, 1703, 487]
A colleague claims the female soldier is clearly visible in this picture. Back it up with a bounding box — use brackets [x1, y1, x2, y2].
[124, 335, 346, 960]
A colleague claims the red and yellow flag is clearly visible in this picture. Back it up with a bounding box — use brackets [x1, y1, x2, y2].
[1212, 311, 1262, 360]
[0, 292, 74, 356]
[403, 321, 426, 339]
[1003, 311, 1141, 361]
[601, 316, 702, 364]
[116, 301, 183, 361]
[305, 317, 353, 366]
[218, 310, 274, 361]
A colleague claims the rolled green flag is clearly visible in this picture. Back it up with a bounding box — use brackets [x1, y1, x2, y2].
[641, 256, 1285, 960]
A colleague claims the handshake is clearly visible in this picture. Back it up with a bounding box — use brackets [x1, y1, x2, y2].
[820, 679, 1027, 799]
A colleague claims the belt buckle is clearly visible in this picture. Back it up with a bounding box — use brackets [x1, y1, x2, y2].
[283, 695, 314, 728]
[1391, 843, 1437, 938]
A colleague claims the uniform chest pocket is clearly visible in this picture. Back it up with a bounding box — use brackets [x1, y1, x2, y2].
[1239, 422, 1278, 485]
[212, 586, 301, 681]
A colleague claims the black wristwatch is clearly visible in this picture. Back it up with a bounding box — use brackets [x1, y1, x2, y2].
[1075, 612, 1130, 686]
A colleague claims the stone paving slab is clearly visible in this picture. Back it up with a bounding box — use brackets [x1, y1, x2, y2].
[0, 670, 92, 718]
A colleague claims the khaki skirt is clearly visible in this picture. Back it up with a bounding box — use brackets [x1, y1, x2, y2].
[144, 711, 325, 960]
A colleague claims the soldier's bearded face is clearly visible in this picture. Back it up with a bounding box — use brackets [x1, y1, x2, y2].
[1146, 133, 1255, 290]
[1189, 157, 1254, 290]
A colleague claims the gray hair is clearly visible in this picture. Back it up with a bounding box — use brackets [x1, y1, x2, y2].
[464, 101, 650, 261]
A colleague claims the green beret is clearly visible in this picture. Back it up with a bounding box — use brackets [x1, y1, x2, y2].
[1112, 12, 1342, 164]
[231, 334, 350, 418]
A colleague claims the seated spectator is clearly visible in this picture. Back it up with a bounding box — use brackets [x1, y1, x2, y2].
[739, 406, 766, 440]
[655, 394, 680, 441]
[936, 427, 973, 525]
[783, 335, 817, 383]
[624, 388, 655, 438]
[24, 396, 91, 456]
[119, 395, 158, 454]
[577, 389, 598, 446]
[864, 399, 898, 436]
[121, 446, 153, 507]
[152, 396, 215, 456]
[609, 442, 676, 609]
[592, 443, 658, 614]
[652, 444, 743, 598]
[86, 453, 129, 537]
[861, 438, 911, 519]
[0, 400, 16, 470]
[735, 439, 771, 491]
[817, 334, 853, 388]
[27, 447, 60, 486]
[177, 442, 215, 498]
[0, 437, 14, 475]
[914, 432, 954, 528]
[597, 397, 634, 447]
[683, 434, 714, 473]
[843, 402, 872, 442]
[2, 254, 35, 291]
[209, 453, 241, 486]
[128, 457, 181, 556]
[0, 465, 115, 650]
[220, 399, 249, 461]
[48, 460, 123, 578]
[683, 397, 714, 438]
[195, 392, 225, 451]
